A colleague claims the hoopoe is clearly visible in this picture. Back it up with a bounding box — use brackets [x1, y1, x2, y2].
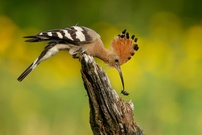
[17, 26, 139, 95]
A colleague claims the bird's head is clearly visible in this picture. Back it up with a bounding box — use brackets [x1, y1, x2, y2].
[108, 29, 139, 95]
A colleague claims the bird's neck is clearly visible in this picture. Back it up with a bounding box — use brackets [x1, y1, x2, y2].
[85, 38, 112, 64]
[95, 47, 112, 63]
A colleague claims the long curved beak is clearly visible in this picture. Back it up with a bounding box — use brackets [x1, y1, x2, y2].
[115, 65, 125, 90]
[115, 65, 129, 95]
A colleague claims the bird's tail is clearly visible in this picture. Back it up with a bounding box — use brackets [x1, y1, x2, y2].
[24, 35, 50, 42]
[17, 58, 39, 82]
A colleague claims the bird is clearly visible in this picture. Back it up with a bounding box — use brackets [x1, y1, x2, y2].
[17, 26, 139, 95]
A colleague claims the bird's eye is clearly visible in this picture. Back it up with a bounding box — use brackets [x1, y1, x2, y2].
[114, 58, 119, 63]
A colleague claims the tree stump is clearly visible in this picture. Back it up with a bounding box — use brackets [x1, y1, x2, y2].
[80, 54, 143, 135]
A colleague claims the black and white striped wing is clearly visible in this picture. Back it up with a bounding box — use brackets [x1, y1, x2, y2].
[17, 26, 100, 82]
[24, 26, 98, 45]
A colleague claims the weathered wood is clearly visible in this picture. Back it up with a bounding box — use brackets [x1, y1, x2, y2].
[80, 54, 143, 135]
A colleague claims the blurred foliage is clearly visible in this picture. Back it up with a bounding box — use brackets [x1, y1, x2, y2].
[0, 0, 202, 135]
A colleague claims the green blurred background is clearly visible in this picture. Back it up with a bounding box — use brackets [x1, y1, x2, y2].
[0, 0, 202, 135]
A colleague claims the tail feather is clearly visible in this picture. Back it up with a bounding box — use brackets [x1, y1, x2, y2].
[17, 41, 61, 82]
[17, 59, 39, 82]
[24, 35, 49, 42]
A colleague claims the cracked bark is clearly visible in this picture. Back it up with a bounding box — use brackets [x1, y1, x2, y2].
[80, 54, 143, 135]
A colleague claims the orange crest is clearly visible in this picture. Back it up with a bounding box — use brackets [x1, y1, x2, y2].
[111, 29, 139, 65]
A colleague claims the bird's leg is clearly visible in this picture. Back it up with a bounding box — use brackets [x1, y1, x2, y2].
[72, 53, 80, 59]
[72, 49, 86, 59]
[71, 48, 82, 58]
